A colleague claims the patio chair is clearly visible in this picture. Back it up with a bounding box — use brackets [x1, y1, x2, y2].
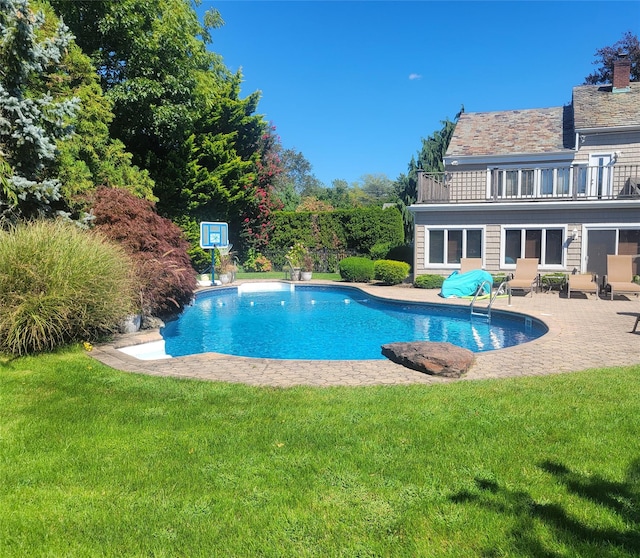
[459, 258, 483, 274]
[604, 255, 640, 300]
[507, 258, 539, 296]
[567, 273, 598, 299]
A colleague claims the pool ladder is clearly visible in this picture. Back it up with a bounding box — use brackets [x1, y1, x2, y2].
[469, 280, 511, 321]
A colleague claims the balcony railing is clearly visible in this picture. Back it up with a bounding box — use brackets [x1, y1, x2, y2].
[416, 164, 640, 204]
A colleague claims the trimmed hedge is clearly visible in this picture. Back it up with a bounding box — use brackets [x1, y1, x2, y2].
[268, 207, 404, 268]
[338, 257, 375, 283]
[374, 260, 410, 285]
[370, 241, 392, 260]
[387, 243, 414, 269]
[413, 274, 445, 289]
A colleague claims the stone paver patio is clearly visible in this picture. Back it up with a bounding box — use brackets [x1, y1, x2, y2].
[90, 281, 640, 387]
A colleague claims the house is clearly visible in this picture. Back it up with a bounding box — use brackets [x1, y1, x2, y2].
[409, 58, 640, 285]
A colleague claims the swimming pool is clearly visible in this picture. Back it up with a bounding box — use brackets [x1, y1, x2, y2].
[158, 283, 547, 360]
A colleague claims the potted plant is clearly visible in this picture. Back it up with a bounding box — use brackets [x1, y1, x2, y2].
[300, 252, 314, 280]
[286, 242, 306, 281]
[216, 249, 237, 284]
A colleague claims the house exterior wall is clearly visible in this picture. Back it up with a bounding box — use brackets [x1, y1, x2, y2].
[575, 130, 640, 166]
[411, 77, 640, 284]
[412, 204, 640, 277]
[439, 130, 640, 203]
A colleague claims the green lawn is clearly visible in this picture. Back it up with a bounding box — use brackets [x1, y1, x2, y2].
[1, 349, 639, 557]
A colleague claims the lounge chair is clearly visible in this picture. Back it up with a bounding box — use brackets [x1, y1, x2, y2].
[567, 273, 598, 299]
[507, 258, 539, 296]
[604, 255, 640, 300]
[459, 258, 483, 274]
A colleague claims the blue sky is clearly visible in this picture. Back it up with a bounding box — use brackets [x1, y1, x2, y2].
[199, 1, 639, 187]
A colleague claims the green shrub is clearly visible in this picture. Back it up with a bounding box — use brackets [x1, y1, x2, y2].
[374, 260, 410, 285]
[492, 274, 509, 285]
[338, 256, 375, 283]
[176, 216, 211, 273]
[369, 242, 391, 260]
[387, 243, 414, 269]
[0, 220, 136, 356]
[413, 274, 445, 289]
[243, 248, 272, 272]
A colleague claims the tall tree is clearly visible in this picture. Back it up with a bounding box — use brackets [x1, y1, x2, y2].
[52, 0, 279, 258]
[320, 179, 356, 209]
[50, 0, 228, 188]
[357, 173, 395, 205]
[34, 2, 156, 208]
[395, 109, 462, 238]
[273, 148, 324, 196]
[0, 0, 79, 222]
[239, 125, 284, 252]
[584, 31, 639, 84]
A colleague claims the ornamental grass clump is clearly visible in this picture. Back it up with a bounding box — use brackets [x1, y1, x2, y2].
[0, 220, 136, 356]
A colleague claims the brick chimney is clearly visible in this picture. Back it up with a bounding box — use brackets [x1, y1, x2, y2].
[612, 57, 631, 92]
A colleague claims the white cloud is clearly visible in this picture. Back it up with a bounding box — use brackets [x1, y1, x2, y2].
[408, 73, 422, 81]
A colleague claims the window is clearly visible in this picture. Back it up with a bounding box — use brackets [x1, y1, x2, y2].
[586, 227, 640, 277]
[574, 165, 588, 195]
[426, 228, 484, 266]
[540, 169, 553, 196]
[447, 230, 463, 263]
[619, 229, 640, 272]
[491, 168, 536, 198]
[502, 227, 565, 267]
[489, 165, 576, 198]
[521, 170, 535, 196]
[557, 168, 570, 195]
[429, 230, 444, 263]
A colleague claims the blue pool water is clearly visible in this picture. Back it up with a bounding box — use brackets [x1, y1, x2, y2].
[160, 283, 547, 360]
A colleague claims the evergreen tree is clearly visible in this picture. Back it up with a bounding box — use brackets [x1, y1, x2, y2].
[0, 0, 79, 222]
[395, 108, 462, 238]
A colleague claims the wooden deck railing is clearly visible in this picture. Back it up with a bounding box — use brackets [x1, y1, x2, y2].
[416, 165, 640, 203]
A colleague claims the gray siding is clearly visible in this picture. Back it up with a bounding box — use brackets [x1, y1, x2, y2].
[412, 205, 640, 277]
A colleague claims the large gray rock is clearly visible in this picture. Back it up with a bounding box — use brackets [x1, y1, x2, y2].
[381, 341, 474, 378]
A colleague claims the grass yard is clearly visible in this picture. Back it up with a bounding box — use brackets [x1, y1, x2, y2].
[1, 348, 639, 557]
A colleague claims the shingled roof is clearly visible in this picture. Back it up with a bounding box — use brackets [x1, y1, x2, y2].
[446, 106, 574, 158]
[572, 83, 640, 130]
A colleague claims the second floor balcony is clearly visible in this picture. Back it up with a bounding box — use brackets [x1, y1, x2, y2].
[417, 164, 640, 204]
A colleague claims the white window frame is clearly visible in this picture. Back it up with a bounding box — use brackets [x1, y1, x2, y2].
[581, 224, 640, 270]
[485, 164, 579, 199]
[500, 224, 568, 270]
[423, 226, 486, 269]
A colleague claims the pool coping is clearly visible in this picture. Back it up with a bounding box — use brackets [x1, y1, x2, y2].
[89, 280, 640, 387]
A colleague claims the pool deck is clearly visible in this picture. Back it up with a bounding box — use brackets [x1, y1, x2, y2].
[90, 280, 640, 387]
